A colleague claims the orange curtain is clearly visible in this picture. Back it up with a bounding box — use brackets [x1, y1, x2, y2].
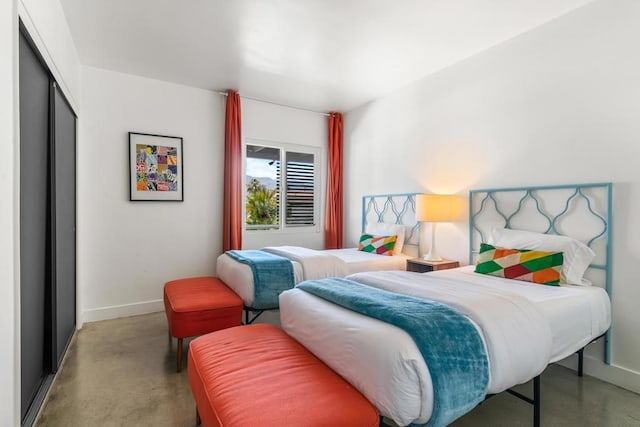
[223, 91, 242, 251]
[325, 112, 343, 249]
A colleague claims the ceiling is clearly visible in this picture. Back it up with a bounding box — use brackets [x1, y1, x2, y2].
[60, 0, 595, 112]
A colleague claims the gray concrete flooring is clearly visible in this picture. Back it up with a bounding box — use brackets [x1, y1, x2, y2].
[36, 312, 640, 426]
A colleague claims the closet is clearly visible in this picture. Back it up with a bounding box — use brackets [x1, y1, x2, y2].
[19, 24, 77, 425]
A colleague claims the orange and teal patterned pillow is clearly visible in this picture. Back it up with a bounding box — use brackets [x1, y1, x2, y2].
[358, 233, 397, 256]
[475, 243, 563, 286]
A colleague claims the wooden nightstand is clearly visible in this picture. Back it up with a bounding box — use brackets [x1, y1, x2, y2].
[406, 258, 460, 273]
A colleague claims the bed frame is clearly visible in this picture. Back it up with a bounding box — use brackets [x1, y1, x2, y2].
[469, 182, 612, 427]
[361, 193, 420, 257]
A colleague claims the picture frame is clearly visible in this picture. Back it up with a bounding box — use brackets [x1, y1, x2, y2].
[129, 132, 184, 201]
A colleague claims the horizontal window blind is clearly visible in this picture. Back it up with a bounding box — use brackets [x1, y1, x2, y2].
[285, 151, 315, 226]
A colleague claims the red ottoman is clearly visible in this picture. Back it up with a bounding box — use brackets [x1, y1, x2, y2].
[164, 277, 242, 372]
[188, 324, 380, 427]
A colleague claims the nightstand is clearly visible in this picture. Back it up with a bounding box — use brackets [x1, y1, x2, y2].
[406, 258, 460, 273]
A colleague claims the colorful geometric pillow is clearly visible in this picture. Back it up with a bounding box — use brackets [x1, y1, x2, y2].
[358, 233, 397, 256]
[475, 243, 563, 286]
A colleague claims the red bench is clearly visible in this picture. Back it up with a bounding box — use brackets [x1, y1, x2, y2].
[163, 277, 243, 372]
[188, 324, 380, 427]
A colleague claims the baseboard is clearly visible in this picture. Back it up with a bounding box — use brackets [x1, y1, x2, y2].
[81, 299, 164, 324]
[557, 353, 640, 394]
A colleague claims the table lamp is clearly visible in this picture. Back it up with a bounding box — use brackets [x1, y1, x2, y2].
[416, 194, 457, 261]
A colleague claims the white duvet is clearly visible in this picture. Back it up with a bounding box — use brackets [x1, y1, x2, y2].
[279, 267, 611, 426]
[262, 246, 347, 279]
[216, 246, 407, 307]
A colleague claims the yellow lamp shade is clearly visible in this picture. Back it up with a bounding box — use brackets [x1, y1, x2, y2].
[416, 194, 458, 222]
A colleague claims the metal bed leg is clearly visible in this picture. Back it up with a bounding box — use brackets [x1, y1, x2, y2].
[247, 310, 263, 324]
[243, 307, 271, 325]
[574, 333, 605, 377]
[196, 406, 201, 425]
[378, 415, 385, 426]
[533, 375, 540, 427]
[504, 374, 541, 427]
[577, 348, 584, 377]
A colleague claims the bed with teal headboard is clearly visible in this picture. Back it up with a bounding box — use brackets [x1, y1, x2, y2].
[469, 182, 612, 364]
[216, 192, 420, 323]
[279, 182, 613, 427]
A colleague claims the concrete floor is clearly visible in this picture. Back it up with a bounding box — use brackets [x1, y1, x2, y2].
[36, 312, 640, 427]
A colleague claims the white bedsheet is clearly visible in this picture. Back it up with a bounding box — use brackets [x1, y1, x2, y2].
[440, 267, 611, 362]
[323, 248, 409, 274]
[354, 266, 611, 362]
[262, 246, 347, 279]
[279, 266, 611, 426]
[216, 246, 408, 307]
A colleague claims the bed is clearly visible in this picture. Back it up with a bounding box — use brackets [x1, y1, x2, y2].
[216, 193, 420, 321]
[279, 183, 613, 427]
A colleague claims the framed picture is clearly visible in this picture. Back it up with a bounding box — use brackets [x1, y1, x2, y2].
[129, 132, 184, 201]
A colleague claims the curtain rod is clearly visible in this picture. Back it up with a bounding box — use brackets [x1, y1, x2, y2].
[216, 91, 331, 117]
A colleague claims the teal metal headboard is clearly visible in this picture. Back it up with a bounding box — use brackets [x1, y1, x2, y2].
[469, 182, 612, 364]
[361, 193, 421, 252]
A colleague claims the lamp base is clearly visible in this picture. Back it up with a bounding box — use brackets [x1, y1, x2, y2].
[422, 244, 442, 262]
[422, 253, 443, 262]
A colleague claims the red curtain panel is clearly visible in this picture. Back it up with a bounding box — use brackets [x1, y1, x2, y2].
[223, 91, 242, 251]
[325, 112, 343, 249]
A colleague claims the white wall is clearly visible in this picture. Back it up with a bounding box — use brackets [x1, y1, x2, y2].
[77, 71, 328, 323]
[78, 66, 226, 323]
[1, 0, 19, 424]
[242, 99, 328, 250]
[345, 0, 640, 392]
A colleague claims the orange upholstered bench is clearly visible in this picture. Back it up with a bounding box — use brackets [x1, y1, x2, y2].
[188, 324, 380, 427]
[164, 276, 242, 372]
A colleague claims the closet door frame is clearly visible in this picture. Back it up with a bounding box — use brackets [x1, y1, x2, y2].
[18, 20, 78, 426]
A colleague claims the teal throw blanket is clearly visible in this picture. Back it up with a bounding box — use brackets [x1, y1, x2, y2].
[226, 250, 295, 309]
[297, 278, 489, 427]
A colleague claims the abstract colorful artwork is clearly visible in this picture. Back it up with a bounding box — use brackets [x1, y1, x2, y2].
[129, 132, 183, 201]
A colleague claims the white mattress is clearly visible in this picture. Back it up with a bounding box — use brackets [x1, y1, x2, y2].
[279, 266, 611, 426]
[216, 247, 408, 307]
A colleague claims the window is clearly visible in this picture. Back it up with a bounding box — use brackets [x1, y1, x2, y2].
[245, 141, 318, 231]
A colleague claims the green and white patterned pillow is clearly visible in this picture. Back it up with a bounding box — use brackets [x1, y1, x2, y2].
[475, 243, 563, 286]
[358, 233, 397, 256]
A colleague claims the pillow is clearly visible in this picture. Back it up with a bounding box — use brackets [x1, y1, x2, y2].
[365, 223, 406, 255]
[475, 243, 563, 286]
[488, 227, 595, 286]
[358, 233, 397, 256]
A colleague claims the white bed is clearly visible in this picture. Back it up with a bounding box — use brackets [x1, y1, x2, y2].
[280, 266, 611, 426]
[217, 247, 409, 308]
[217, 192, 420, 310]
[280, 183, 613, 426]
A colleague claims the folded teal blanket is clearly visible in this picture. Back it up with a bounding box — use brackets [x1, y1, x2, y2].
[297, 278, 489, 427]
[226, 250, 295, 309]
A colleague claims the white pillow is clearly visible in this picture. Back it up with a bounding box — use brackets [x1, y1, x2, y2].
[488, 227, 595, 286]
[365, 223, 406, 255]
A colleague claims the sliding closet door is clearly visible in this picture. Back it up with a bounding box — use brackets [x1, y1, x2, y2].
[52, 84, 77, 369]
[19, 31, 51, 419]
